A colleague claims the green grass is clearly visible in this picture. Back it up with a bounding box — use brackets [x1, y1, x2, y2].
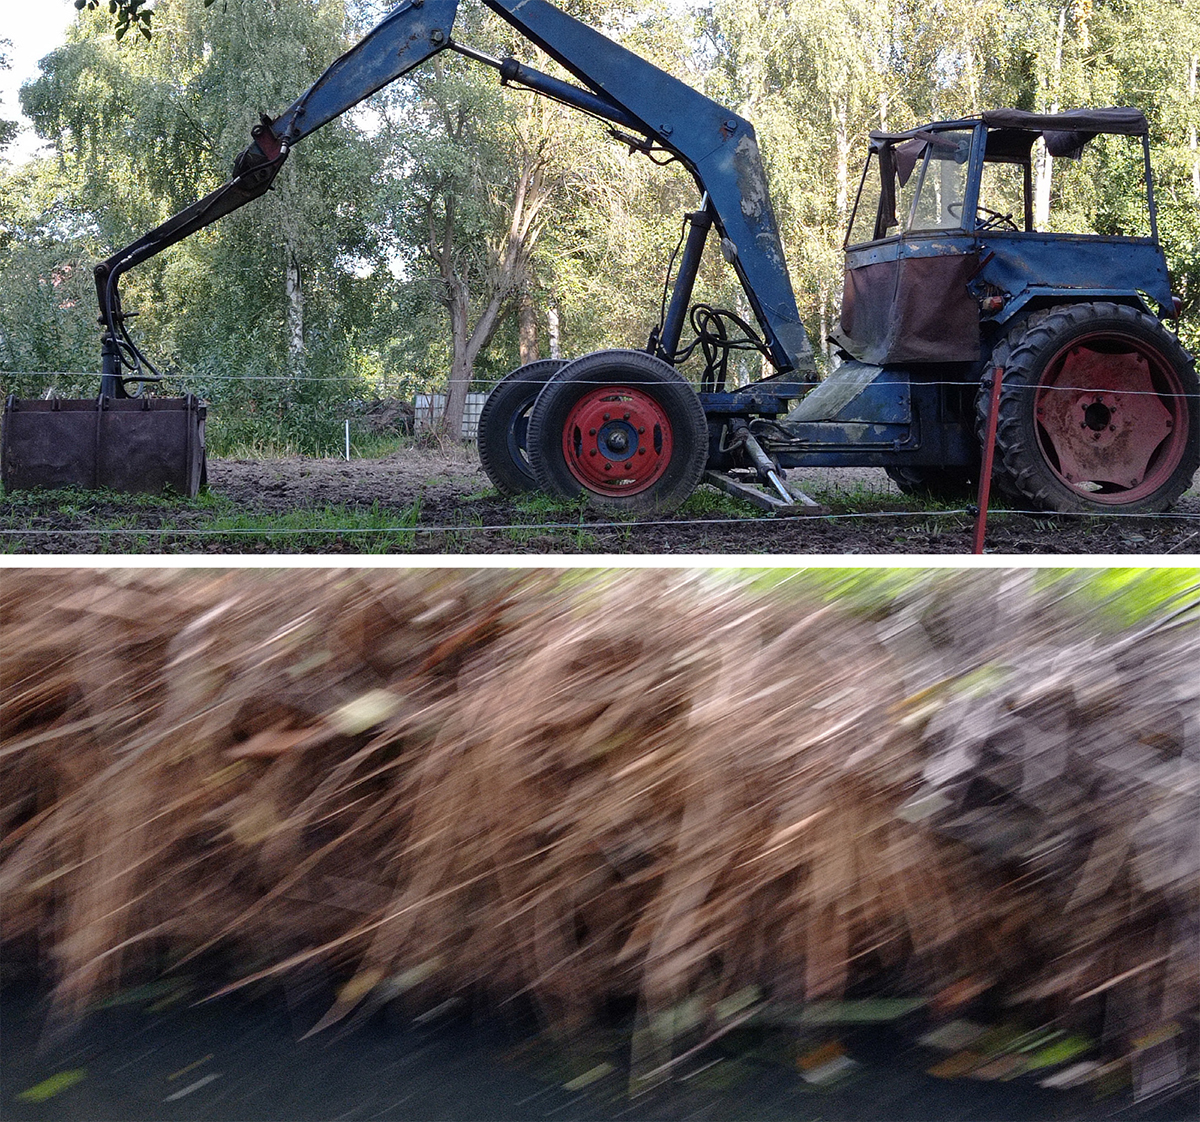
[0, 483, 423, 554]
[677, 486, 762, 519]
[215, 433, 414, 461]
[502, 491, 605, 550]
[350, 433, 409, 459]
[193, 499, 422, 552]
[441, 508, 485, 552]
[1, 483, 223, 512]
[798, 478, 930, 513]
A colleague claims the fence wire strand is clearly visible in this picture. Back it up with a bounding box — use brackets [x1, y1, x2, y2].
[4, 506, 1200, 542]
[7, 373, 1200, 399]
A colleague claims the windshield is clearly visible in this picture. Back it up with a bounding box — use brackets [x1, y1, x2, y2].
[846, 153, 883, 245]
[904, 130, 973, 232]
[846, 128, 975, 245]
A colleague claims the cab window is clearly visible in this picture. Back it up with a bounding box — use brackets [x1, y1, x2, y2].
[846, 153, 883, 246]
[904, 130, 973, 232]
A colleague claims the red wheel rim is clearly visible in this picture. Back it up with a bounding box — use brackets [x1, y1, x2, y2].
[1033, 332, 1189, 503]
[561, 386, 674, 496]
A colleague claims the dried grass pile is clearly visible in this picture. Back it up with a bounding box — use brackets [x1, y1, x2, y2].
[1, 569, 1195, 1081]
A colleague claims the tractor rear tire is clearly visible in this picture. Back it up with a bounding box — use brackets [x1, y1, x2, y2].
[527, 349, 708, 513]
[985, 302, 1199, 513]
[477, 359, 566, 496]
[885, 465, 976, 501]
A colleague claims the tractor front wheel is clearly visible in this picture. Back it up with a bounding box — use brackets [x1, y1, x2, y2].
[985, 303, 1199, 513]
[477, 359, 566, 496]
[527, 350, 708, 512]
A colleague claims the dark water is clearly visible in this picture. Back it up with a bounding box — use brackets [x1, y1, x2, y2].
[2, 983, 1194, 1122]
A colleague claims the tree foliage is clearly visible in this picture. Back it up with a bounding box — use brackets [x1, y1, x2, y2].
[74, 0, 156, 43]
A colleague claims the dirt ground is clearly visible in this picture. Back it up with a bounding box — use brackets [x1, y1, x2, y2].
[3, 444, 1199, 554]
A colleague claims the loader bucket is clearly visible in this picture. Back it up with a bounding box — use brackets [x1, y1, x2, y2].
[2, 395, 206, 498]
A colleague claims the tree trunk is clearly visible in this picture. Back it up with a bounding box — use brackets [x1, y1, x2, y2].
[285, 245, 304, 389]
[428, 152, 553, 438]
[518, 293, 538, 364]
[444, 281, 472, 440]
[1190, 54, 1199, 202]
[548, 301, 561, 360]
[833, 100, 851, 227]
[819, 283, 829, 365]
[1034, 6, 1068, 229]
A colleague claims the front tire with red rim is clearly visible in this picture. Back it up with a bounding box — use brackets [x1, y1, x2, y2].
[527, 349, 708, 512]
[988, 302, 1199, 513]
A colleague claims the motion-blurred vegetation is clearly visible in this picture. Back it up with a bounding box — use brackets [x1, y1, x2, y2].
[2, 566, 1196, 1098]
[741, 566, 1200, 629]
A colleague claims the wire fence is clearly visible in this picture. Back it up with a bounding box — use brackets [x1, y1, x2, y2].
[6, 371, 1200, 399]
[3, 505, 1200, 546]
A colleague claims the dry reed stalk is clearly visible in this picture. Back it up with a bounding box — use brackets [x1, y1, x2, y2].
[1, 569, 1195, 1078]
[1, 568, 526, 1028]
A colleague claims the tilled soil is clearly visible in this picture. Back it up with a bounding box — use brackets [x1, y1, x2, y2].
[3, 446, 1198, 554]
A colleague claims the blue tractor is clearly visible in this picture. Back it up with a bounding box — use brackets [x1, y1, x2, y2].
[826, 109, 1198, 515]
[7, 0, 1193, 516]
[482, 106, 1198, 516]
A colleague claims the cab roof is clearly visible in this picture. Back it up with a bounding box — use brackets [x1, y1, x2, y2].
[870, 107, 1149, 160]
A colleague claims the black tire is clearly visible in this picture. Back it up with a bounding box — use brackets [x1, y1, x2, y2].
[526, 349, 708, 513]
[974, 350, 1025, 506]
[477, 359, 566, 496]
[983, 302, 1199, 513]
[885, 465, 976, 501]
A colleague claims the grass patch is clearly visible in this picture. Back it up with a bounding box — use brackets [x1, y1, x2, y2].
[349, 433, 409, 459]
[216, 433, 415, 461]
[677, 486, 762, 519]
[502, 491, 603, 550]
[1, 483, 224, 511]
[798, 478, 926, 513]
[194, 499, 422, 552]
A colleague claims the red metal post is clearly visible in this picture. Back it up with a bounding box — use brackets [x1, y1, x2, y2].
[973, 366, 1005, 554]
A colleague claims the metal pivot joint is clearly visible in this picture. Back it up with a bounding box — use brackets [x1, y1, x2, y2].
[99, 331, 126, 400]
[728, 419, 792, 505]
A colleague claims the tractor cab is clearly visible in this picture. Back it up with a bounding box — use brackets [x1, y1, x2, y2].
[837, 108, 1175, 367]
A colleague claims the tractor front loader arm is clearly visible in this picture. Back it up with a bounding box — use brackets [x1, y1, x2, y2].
[95, 0, 459, 394]
[95, 0, 811, 397]
[480, 0, 812, 374]
[93, 122, 287, 336]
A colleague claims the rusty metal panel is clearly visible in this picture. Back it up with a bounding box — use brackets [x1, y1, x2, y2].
[840, 250, 981, 364]
[2, 396, 206, 498]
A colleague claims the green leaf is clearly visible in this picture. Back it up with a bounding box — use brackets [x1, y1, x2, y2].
[16, 1070, 87, 1103]
[1027, 1035, 1093, 1070]
[562, 1062, 614, 1091]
